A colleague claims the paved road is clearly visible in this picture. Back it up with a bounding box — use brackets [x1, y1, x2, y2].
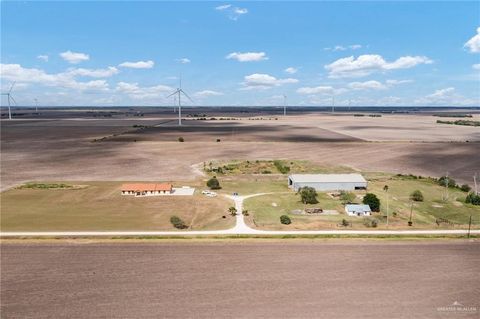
[1, 193, 479, 237]
[1, 241, 479, 318]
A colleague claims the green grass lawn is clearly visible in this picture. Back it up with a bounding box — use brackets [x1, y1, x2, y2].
[243, 175, 480, 230]
[1, 182, 234, 231]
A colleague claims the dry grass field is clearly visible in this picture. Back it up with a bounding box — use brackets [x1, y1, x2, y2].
[1, 108, 479, 194]
[0, 182, 233, 231]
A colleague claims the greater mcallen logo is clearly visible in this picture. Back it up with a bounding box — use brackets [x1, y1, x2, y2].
[437, 301, 478, 313]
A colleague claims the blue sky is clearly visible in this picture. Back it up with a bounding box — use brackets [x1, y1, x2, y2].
[1, 1, 479, 106]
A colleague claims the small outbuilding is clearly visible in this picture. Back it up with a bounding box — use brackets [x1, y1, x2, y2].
[121, 183, 173, 197]
[345, 204, 372, 217]
[288, 173, 367, 191]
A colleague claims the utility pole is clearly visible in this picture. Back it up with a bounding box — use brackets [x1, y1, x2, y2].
[443, 172, 449, 201]
[383, 185, 389, 228]
[34, 98, 38, 113]
[474, 173, 478, 195]
[467, 215, 472, 239]
[332, 96, 335, 113]
[408, 201, 414, 226]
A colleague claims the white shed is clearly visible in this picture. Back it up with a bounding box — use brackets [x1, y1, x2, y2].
[345, 204, 372, 217]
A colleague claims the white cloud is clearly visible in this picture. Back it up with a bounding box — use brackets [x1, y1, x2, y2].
[415, 87, 478, 106]
[284, 67, 298, 74]
[473, 63, 480, 70]
[296, 86, 335, 95]
[59, 50, 90, 64]
[348, 80, 386, 90]
[215, 4, 248, 20]
[116, 81, 172, 100]
[37, 55, 49, 62]
[464, 27, 480, 53]
[67, 67, 119, 78]
[241, 73, 298, 90]
[325, 54, 433, 78]
[215, 4, 232, 10]
[194, 90, 224, 98]
[226, 52, 268, 62]
[118, 60, 154, 69]
[324, 44, 362, 52]
[176, 58, 191, 64]
[385, 79, 413, 85]
[0, 63, 109, 92]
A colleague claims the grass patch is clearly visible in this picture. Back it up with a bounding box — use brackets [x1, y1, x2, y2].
[436, 120, 480, 127]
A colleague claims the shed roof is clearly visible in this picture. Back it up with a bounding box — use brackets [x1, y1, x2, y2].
[288, 173, 367, 184]
[345, 204, 371, 212]
[121, 183, 173, 192]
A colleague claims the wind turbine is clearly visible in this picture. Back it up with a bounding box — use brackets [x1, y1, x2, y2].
[1, 82, 16, 120]
[34, 98, 39, 113]
[331, 95, 335, 113]
[166, 80, 193, 126]
[283, 94, 287, 116]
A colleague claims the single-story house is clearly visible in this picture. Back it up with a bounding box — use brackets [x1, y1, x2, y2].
[121, 183, 173, 197]
[345, 204, 372, 217]
[288, 173, 367, 191]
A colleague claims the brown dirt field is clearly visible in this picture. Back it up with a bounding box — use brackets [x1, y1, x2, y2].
[1, 241, 479, 318]
[1, 112, 479, 191]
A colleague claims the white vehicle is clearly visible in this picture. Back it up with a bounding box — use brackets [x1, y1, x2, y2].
[206, 193, 217, 197]
[201, 190, 211, 195]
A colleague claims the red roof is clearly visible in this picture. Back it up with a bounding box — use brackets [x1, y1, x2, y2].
[121, 183, 172, 192]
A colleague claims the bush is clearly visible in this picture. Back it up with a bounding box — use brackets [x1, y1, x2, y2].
[216, 139, 221, 142]
[170, 216, 188, 229]
[341, 219, 350, 227]
[410, 190, 424, 202]
[178, 137, 184, 142]
[228, 206, 237, 216]
[280, 215, 291, 225]
[438, 176, 456, 188]
[465, 192, 480, 205]
[339, 191, 356, 204]
[299, 187, 318, 204]
[242, 210, 249, 216]
[363, 217, 379, 228]
[362, 193, 380, 212]
[460, 184, 472, 192]
[273, 160, 290, 174]
[206, 177, 221, 190]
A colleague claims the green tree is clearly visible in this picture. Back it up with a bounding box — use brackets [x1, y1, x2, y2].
[410, 190, 424, 202]
[178, 137, 184, 142]
[206, 176, 221, 190]
[363, 193, 380, 212]
[299, 187, 318, 204]
[280, 215, 291, 225]
[170, 216, 188, 229]
[460, 184, 472, 192]
[438, 176, 456, 188]
[465, 192, 480, 205]
[228, 206, 237, 216]
[339, 191, 356, 204]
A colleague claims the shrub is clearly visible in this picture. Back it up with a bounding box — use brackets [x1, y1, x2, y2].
[170, 216, 188, 229]
[206, 177, 221, 190]
[465, 192, 480, 205]
[228, 206, 237, 216]
[410, 190, 424, 202]
[299, 187, 318, 204]
[363, 217, 379, 228]
[242, 210, 249, 216]
[216, 139, 221, 142]
[362, 193, 380, 212]
[273, 160, 290, 174]
[341, 219, 350, 227]
[339, 191, 356, 204]
[460, 184, 472, 192]
[280, 215, 291, 225]
[178, 137, 184, 142]
[438, 176, 456, 188]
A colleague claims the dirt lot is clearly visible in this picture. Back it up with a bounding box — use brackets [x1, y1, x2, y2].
[1, 109, 479, 191]
[1, 241, 479, 318]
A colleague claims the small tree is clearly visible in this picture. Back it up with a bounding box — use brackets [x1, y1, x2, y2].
[465, 192, 480, 205]
[178, 137, 184, 142]
[341, 219, 350, 227]
[438, 176, 456, 188]
[363, 193, 380, 212]
[280, 215, 291, 225]
[460, 184, 472, 192]
[299, 187, 318, 204]
[228, 206, 237, 216]
[170, 216, 188, 229]
[410, 190, 424, 202]
[242, 210, 249, 216]
[339, 191, 356, 204]
[206, 176, 221, 190]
